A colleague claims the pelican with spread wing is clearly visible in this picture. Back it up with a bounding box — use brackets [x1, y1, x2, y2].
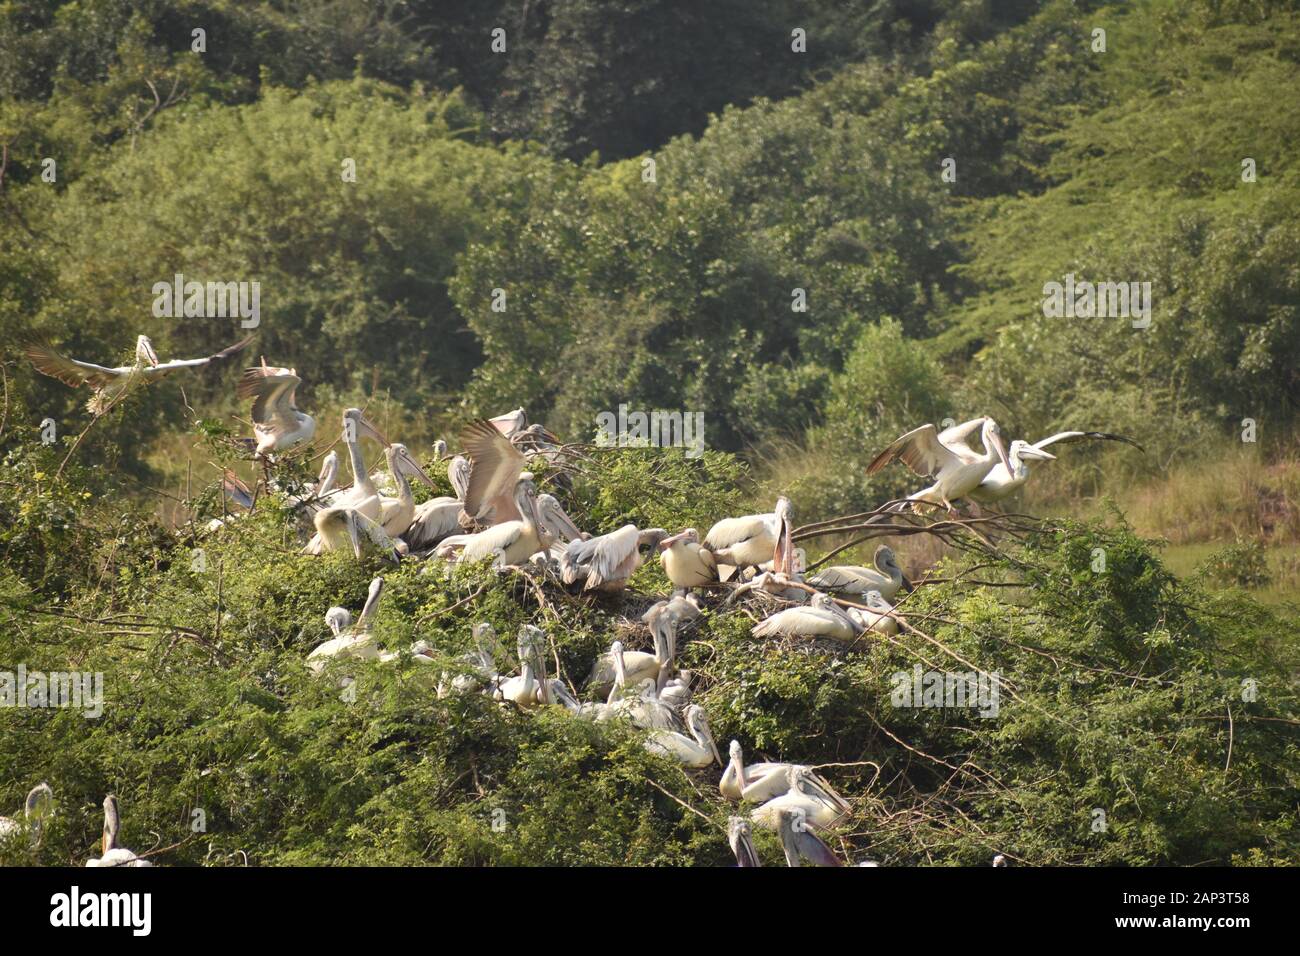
[867, 417, 1012, 515]
[237, 362, 315, 457]
[26, 334, 252, 414]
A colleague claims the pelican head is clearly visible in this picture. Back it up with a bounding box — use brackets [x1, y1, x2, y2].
[685, 705, 723, 767]
[472, 622, 497, 650]
[535, 493, 583, 541]
[992, 853, 1008, 867]
[981, 418, 1014, 475]
[1008, 439, 1056, 471]
[325, 606, 352, 636]
[875, 545, 913, 592]
[134, 335, 160, 367]
[101, 794, 120, 854]
[638, 528, 669, 549]
[610, 639, 627, 690]
[342, 408, 385, 445]
[390, 442, 437, 488]
[316, 450, 340, 497]
[432, 439, 448, 460]
[657, 527, 700, 552]
[811, 592, 838, 612]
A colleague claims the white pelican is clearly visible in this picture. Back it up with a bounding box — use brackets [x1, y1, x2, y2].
[642, 592, 702, 672]
[936, 421, 1142, 503]
[405, 496, 465, 551]
[438, 622, 500, 698]
[728, 816, 761, 867]
[0, 783, 53, 843]
[495, 625, 548, 709]
[534, 494, 584, 543]
[460, 419, 529, 525]
[307, 577, 385, 675]
[751, 592, 859, 642]
[459, 476, 552, 566]
[719, 740, 848, 805]
[644, 704, 722, 769]
[658, 528, 718, 589]
[85, 795, 153, 867]
[26, 333, 251, 414]
[807, 545, 912, 601]
[587, 618, 671, 698]
[704, 496, 792, 580]
[846, 590, 899, 636]
[374, 443, 436, 539]
[236, 362, 316, 457]
[751, 765, 851, 831]
[561, 525, 665, 593]
[309, 501, 401, 561]
[993, 853, 1008, 867]
[776, 807, 842, 867]
[658, 670, 694, 716]
[867, 417, 1012, 514]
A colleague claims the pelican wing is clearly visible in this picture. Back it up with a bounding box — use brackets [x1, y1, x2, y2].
[144, 333, 253, 377]
[460, 420, 527, 520]
[405, 497, 463, 550]
[237, 368, 302, 429]
[1032, 430, 1145, 452]
[752, 605, 851, 640]
[704, 512, 772, 551]
[24, 344, 124, 389]
[570, 524, 641, 588]
[936, 416, 987, 453]
[866, 423, 959, 477]
[807, 566, 875, 591]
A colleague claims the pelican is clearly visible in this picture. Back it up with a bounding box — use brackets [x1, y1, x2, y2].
[535, 494, 585, 544]
[658, 528, 718, 590]
[309, 501, 401, 561]
[459, 475, 552, 566]
[489, 407, 528, 437]
[644, 704, 722, 768]
[460, 419, 529, 525]
[495, 625, 547, 709]
[438, 622, 500, 698]
[867, 417, 1012, 514]
[719, 740, 848, 805]
[26, 333, 251, 414]
[307, 577, 385, 675]
[751, 765, 851, 831]
[751, 592, 859, 642]
[993, 853, 1008, 867]
[728, 817, 761, 867]
[642, 592, 702, 672]
[403, 451, 470, 552]
[374, 443, 436, 538]
[587, 618, 671, 698]
[561, 525, 665, 593]
[658, 670, 694, 716]
[236, 362, 315, 457]
[807, 545, 912, 601]
[704, 496, 792, 580]
[846, 590, 899, 636]
[776, 807, 842, 867]
[0, 783, 53, 843]
[935, 422, 1143, 503]
[85, 795, 153, 867]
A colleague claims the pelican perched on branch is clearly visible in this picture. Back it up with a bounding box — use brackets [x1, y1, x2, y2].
[26, 334, 252, 414]
[751, 765, 851, 831]
[704, 496, 792, 580]
[658, 528, 717, 590]
[236, 362, 315, 457]
[85, 795, 153, 867]
[751, 592, 858, 642]
[0, 783, 53, 843]
[561, 525, 666, 593]
[307, 577, 385, 674]
[867, 417, 1012, 515]
[645, 704, 722, 768]
[807, 545, 912, 601]
[936, 421, 1144, 503]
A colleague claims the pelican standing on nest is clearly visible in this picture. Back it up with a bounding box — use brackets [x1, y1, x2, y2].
[561, 525, 666, 594]
[658, 528, 718, 590]
[236, 361, 315, 457]
[704, 496, 793, 581]
[307, 577, 385, 675]
[0, 783, 53, 843]
[867, 417, 1012, 515]
[26, 334, 252, 414]
[85, 795, 153, 867]
[645, 704, 723, 769]
[751, 592, 859, 642]
[807, 545, 912, 601]
[374, 443, 436, 539]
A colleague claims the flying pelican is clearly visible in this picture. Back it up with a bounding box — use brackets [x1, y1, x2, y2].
[751, 765, 851, 831]
[751, 592, 859, 642]
[644, 704, 723, 768]
[307, 577, 385, 675]
[807, 545, 912, 601]
[658, 528, 718, 590]
[719, 740, 848, 805]
[867, 417, 1012, 515]
[776, 807, 842, 867]
[728, 816, 761, 867]
[85, 795, 153, 867]
[26, 333, 252, 414]
[704, 496, 793, 580]
[845, 590, 899, 636]
[937, 421, 1143, 503]
[561, 525, 666, 593]
[236, 362, 316, 457]
[0, 783, 53, 843]
[438, 622, 501, 698]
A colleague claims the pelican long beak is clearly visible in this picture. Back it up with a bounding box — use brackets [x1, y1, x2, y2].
[658, 530, 691, 553]
[345, 511, 363, 560]
[544, 500, 584, 541]
[1019, 446, 1057, 462]
[705, 726, 723, 768]
[900, 572, 915, 593]
[398, 447, 437, 488]
[992, 429, 1013, 475]
[355, 415, 389, 446]
[137, 336, 160, 367]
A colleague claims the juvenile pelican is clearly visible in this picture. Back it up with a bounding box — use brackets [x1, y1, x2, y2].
[751, 765, 851, 831]
[437, 622, 500, 698]
[0, 783, 53, 843]
[658, 528, 718, 589]
[307, 577, 385, 675]
[704, 496, 792, 580]
[777, 807, 843, 867]
[26, 333, 251, 414]
[751, 592, 859, 642]
[236, 362, 315, 457]
[85, 795, 153, 867]
[644, 704, 723, 768]
[495, 625, 547, 709]
[728, 817, 761, 867]
[867, 417, 1012, 514]
[561, 525, 666, 593]
[807, 545, 912, 601]
[845, 590, 899, 636]
[719, 740, 847, 805]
